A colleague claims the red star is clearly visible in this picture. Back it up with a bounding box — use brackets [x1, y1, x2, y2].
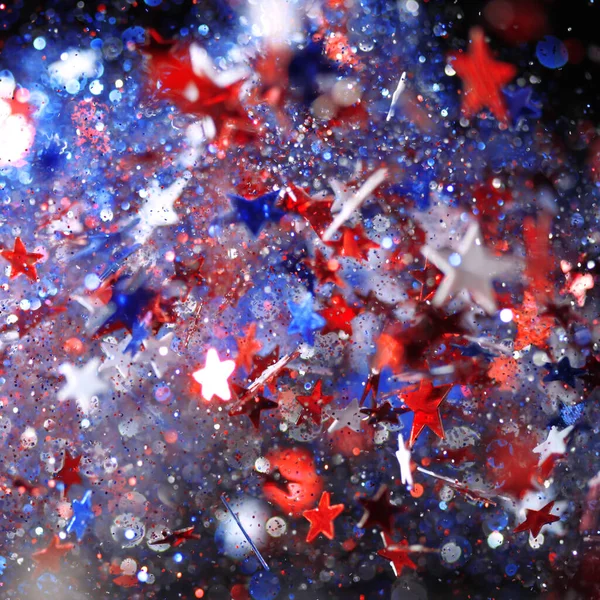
[248, 346, 293, 393]
[148, 525, 201, 548]
[318, 294, 357, 335]
[54, 450, 82, 493]
[297, 380, 334, 426]
[304, 249, 345, 288]
[303, 491, 345, 543]
[378, 535, 416, 577]
[235, 323, 263, 372]
[514, 500, 560, 538]
[1, 237, 43, 282]
[282, 184, 334, 237]
[324, 224, 379, 261]
[229, 384, 279, 429]
[402, 380, 451, 447]
[450, 27, 517, 122]
[0, 300, 67, 338]
[172, 255, 205, 299]
[32, 535, 74, 573]
[358, 485, 402, 533]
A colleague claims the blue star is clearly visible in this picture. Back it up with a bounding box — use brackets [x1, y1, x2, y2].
[287, 295, 326, 345]
[71, 219, 140, 261]
[503, 87, 542, 126]
[125, 321, 150, 356]
[66, 490, 94, 541]
[542, 357, 585, 388]
[228, 191, 285, 237]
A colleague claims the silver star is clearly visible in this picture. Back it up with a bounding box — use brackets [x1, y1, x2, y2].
[135, 332, 179, 378]
[421, 222, 517, 314]
[135, 176, 190, 243]
[99, 335, 135, 379]
[58, 358, 109, 414]
[533, 425, 574, 465]
[395, 433, 413, 488]
[327, 398, 363, 433]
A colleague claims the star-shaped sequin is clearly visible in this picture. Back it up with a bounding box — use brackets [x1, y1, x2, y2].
[514, 500, 560, 538]
[542, 356, 585, 388]
[149, 525, 201, 548]
[192, 348, 235, 401]
[58, 358, 110, 414]
[54, 450, 83, 493]
[402, 380, 451, 447]
[296, 380, 334, 426]
[287, 294, 326, 345]
[324, 224, 379, 261]
[66, 490, 94, 540]
[1, 237, 43, 282]
[303, 491, 345, 543]
[32, 535, 74, 573]
[227, 191, 285, 236]
[358, 485, 402, 533]
[449, 27, 517, 122]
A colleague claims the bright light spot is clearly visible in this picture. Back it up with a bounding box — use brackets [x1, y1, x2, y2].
[35, 527, 44, 536]
[49, 49, 100, 85]
[0, 99, 36, 167]
[441, 541, 461, 564]
[115, 79, 124, 89]
[125, 529, 136, 540]
[499, 308, 513, 323]
[488, 530, 504, 548]
[173, 553, 183, 563]
[89, 80, 104, 95]
[33, 37, 46, 50]
[192, 348, 235, 402]
[137, 570, 148, 583]
[406, 0, 419, 13]
[81, 418, 90, 429]
[449, 252, 462, 267]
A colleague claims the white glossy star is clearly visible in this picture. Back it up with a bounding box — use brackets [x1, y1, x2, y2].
[192, 348, 235, 402]
[135, 176, 189, 243]
[327, 398, 363, 433]
[58, 358, 110, 414]
[533, 425, 574, 465]
[395, 433, 413, 488]
[421, 222, 517, 314]
[135, 332, 179, 378]
[99, 335, 134, 379]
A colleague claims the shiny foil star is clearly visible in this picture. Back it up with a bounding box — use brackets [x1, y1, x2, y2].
[1, 237, 43, 282]
[192, 348, 235, 402]
[303, 491, 345, 543]
[449, 27, 517, 122]
[402, 380, 451, 447]
[514, 500, 560, 538]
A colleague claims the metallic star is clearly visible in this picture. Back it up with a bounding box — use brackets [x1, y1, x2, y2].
[192, 348, 235, 402]
[533, 425, 574, 465]
[395, 433, 413, 488]
[421, 222, 516, 314]
[327, 398, 363, 433]
[58, 358, 110, 414]
[99, 335, 135, 379]
[135, 331, 179, 378]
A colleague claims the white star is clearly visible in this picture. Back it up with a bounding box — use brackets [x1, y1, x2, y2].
[395, 433, 413, 488]
[533, 425, 574, 465]
[135, 176, 190, 243]
[192, 348, 235, 402]
[322, 168, 387, 242]
[327, 398, 363, 433]
[421, 222, 517, 314]
[58, 358, 110, 414]
[99, 335, 134, 379]
[135, 332, 179, 378]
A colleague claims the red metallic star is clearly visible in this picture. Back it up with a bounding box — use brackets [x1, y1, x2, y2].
[318, 294, 357, 335]
[402, 380, 451, 447]
[248, 346, 294, 393]
[54, 450, 82, 493]
[297, 380, 334, 426]
[358, 485, 403, 533]
[32, 535, 74, 573]
[303, 249, 345, 288]
[235, 323, 263, 372]
[378, 535, 416, 577]
[303, 491, 345, 543]
[281, 184, 334, 237]
[1, 237, 43, 282]
[149, 526, 201, 548]
[229, 384, 279, 429]
[324, 224, 379, 261]
[514, 500, 560, 538]
[450, 27, 517, 122]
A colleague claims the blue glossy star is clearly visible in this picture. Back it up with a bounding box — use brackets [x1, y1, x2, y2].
[125, 320, 150, 356]
[503, 87, 542, 126]
[542, 357, 585, 388]
[71, 219, 140, 261]
[228, 191, 285, 236]
[66, 490, 94, 541]
[287, 295, 326, 345]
